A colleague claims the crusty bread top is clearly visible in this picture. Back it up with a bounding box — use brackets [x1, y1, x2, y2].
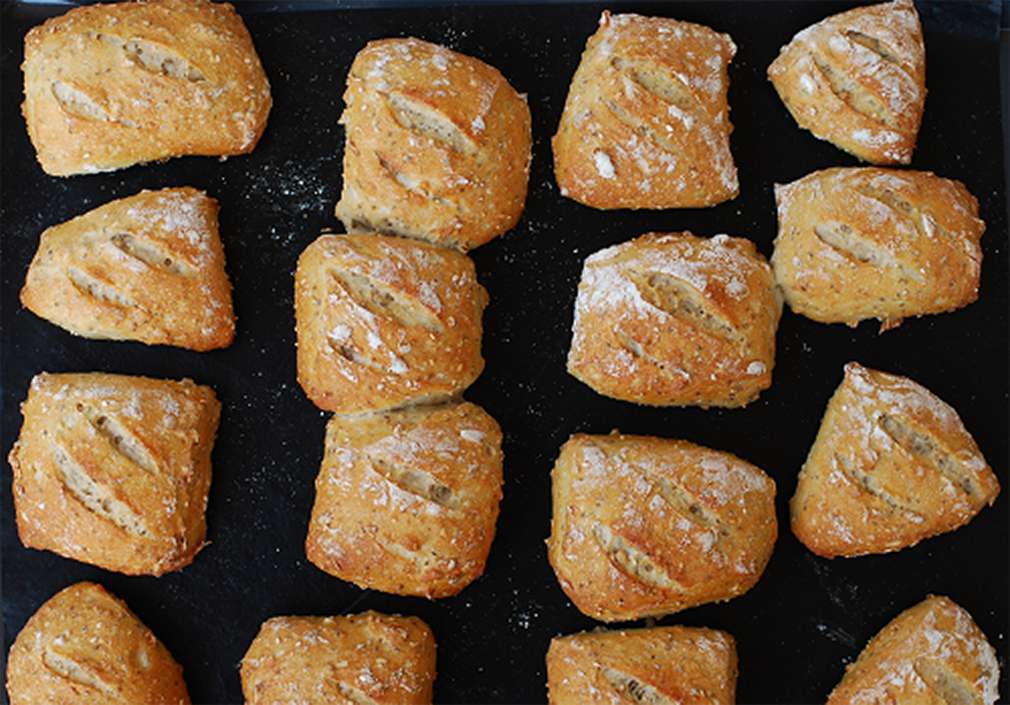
[768, 0, 925, 164]
[241, 612, 436, 705]
[337, 37, 532, 251]
[553, 12, 737, 209]
[6, 582, 190, 705]
[22, 0, 271, 175]
[828, 596, 999, 705]
[791, 363, 999, 558]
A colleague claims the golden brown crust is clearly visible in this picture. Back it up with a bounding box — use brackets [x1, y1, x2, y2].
[22, 0, 271, 176]
[7, 372, 220, 576]
[827, 596, 1000, 705]
[548, 433, 777, 622]
[294, 233, 487, 414]
[20, 187, 235, 351]
[546, 626, 737, 705]
[768, 0, 925, 165]
[306, 401, 503, 598]
[240, 612, 436, 705]
[336, 38, 532, 251]
[553, 11, 738, 209]
[791, 363, 1000, 558]
[772, 168, 984, 331]
[6, 582, 190, 705]
[567, 231, 781, 408]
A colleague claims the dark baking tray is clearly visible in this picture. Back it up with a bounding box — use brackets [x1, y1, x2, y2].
[2, 2, 1008, 703]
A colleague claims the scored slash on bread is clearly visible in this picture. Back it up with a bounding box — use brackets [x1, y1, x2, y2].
[546, 626, 737, 705]
[767, 0, 925, 165]
[553, 12, 738, 209]
[567, 231, 782, 408]
[547, 433, 777, 622]
[791, 363, 1000, 558]
[21, 187, 236, 351]
[305, 401, 503, 598]
[241, 612, 437, 705]
[827, 596, 1000, 705]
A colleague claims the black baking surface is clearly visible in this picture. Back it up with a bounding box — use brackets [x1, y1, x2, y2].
[2, 1, 1007, 703]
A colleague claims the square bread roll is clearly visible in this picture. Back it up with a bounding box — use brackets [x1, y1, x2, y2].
[546, 626, 737, 705]
[241, 612, 436, 705]
[772, 168, 985, 332]
[305, 401, 503, 598]
[295, 233, 488, 414]
[6, 582, 190, 705]
[548, 433, 777, 622]
[335, 38, 532, 251]
[767, 0, 925, 165]
[791, 363, 1000, 558]
[22, 0, 271, 176]
[567, 231, 781, 408]
[7, 372, 220, 576]
[553, 12, 738, 209]
[828, 596, 999, 705]
[21, 187, 235, 351]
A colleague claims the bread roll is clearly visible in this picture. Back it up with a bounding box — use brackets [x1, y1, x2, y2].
[567, 231, 781, 408]
[21, 187, 235, 351]
[772, 168, 984, 331]
[241, 612, 436, 705]
[547, 626, 737, 705]
[295, 233, 487, 414]
[828, 596, 999, 705]
[548, 433, 777, 622]
[306, 401, 503, 598]
[553, 12, 738, 209]
[791, 363, 999, 558]
[335, 38, 531, 251]
[767, 0, 925, 165]
[6, 582, 190, 705]
[22, 0, 271, 176]
[7, 372, 220, 575]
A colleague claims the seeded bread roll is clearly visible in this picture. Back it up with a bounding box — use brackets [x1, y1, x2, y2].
[7, 372, 220, 576]
[548, 433, 777, 622]
[828, 596, 999, 705]
[295, 233, 487, 414]
[546, 626, 737, 705]
[791, 363, 999, 558]
[768, 0, 925, 165]
[241, 612, 436, 705]
[335, 38, 532, 251]
[6, 582, 190, 705]
[553, 12, 738, 209]
[22, 0, 271, 176]
[21, 187, 235, 351]
[772, 168, 984, 332]
[306, 401, 503, 598]
[567, 231, 782, 408]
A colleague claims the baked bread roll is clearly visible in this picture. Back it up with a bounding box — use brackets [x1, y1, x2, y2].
[547, 626, 737, 705]
[548, 433, 777, 622]
[335, 38, 531, 251]
[241, 612, 436, 705]
[828, 596, 999, 704]
[553, 12, 738, 209]
[772, 168, 984, 331]
[22, 0, 271, 176]
[7, 372, 220, 575]
[767, 0, 925, 165]
[792, 363, 1000, 558]
[6, 582, 190, 705]
[295, 233, 487, 414]
[306, 401, 503, 597]
[21, 187, 235, 351]
[567, 231, 781, 408]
